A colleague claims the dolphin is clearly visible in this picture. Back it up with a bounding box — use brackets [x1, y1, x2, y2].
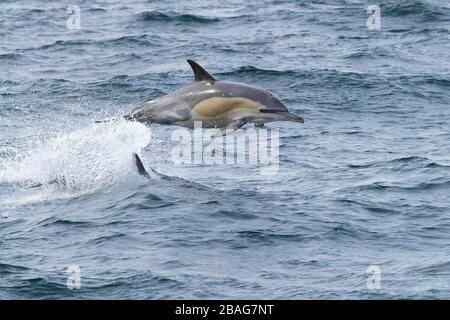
[124, 60, 304, 136]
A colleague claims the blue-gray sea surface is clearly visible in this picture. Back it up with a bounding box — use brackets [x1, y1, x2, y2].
[1, 0, 450, 299]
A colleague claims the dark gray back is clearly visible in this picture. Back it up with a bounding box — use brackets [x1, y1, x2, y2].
[213, 81, 288, 111]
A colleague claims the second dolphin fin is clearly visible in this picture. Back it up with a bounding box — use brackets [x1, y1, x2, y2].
[134, 153, 150, 178]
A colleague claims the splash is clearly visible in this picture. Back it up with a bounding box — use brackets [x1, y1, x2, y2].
[0, 120, 152, 206]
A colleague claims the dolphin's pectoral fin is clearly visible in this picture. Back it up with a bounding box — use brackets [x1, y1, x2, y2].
[187, 60, 216, 82]
[134, 153, 150, 178]
[212, 128, 236, 138]
[255, 123, 264, 128]
[212, 120, 245, 138]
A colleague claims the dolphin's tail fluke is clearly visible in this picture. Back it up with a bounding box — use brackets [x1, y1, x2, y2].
[134, 153, 150, 178]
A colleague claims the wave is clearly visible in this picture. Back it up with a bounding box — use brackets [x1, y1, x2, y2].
[412, 179, 450, 191]
[422, 76, 450, 88]
[0, 53, 22, 61]
[416, 261, 450, 275]
[0, 80, 19, 86]
[382, 1, 449, 22]
[31, 34, 162, 52]
[0, 262, 30, 274]
[404, 27, 450, 35]
[36, 217, 92, 228]
[348, 156, 450, 171]
[342, 48, 391, 60]
[221, 66, 381, 87]
[87, 7, 107, 13]
[136, 11, 220, 24]
[36, 39, 93, 50]
[224, 67, 450, 95]
[220, 66, 298, 78]
[389, 74, 450, 88]
[335, 198, 401, 215]
[341, 178, 450, 193]
[1, 275, 69, 299]
[106, 35, 159, 46]
[321, 223, 381, 241]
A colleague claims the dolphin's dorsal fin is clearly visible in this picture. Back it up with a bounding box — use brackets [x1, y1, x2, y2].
[187, 59, 216, 82]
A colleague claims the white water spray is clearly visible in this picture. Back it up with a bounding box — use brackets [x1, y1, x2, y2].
[0, 120, 152, 206]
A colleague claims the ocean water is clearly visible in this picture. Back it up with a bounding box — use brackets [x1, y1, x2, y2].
[1, 0, 450, 299]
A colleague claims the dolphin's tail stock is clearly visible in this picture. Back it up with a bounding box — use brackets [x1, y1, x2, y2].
[133, 153, 150, 178]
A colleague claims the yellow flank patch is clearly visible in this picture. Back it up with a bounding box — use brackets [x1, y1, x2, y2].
[193, 97, 259, 118]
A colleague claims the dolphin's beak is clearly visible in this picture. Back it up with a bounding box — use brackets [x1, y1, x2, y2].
[279, 112, 304, 123]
